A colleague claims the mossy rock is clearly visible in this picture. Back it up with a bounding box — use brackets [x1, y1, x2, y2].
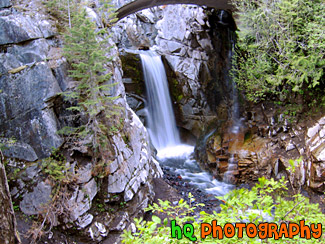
[120, 53, 145, 96]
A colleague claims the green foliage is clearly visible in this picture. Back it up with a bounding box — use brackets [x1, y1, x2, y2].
[58, 1, 122, 151]
[287, 158, 302, 173]
[41, 157, 69, 182]
[122, 177, 325, 243]
[45, 1, 121, 153]
[232, 0, 324, 103]
[12, 201, 20, 211]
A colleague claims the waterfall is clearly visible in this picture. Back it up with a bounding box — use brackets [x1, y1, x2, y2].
[140, 51, 180, 150]
[139, 50, 233, 196]
[228, 32, 241, 134]
[223, 31, 242, 183]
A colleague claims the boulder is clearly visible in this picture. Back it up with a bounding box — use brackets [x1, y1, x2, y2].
[20, 181, 52, 215]
[2, 141, 38, 162]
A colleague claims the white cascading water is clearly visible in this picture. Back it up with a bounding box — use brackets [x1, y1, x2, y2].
[223, 31, 243, 183]
[140, 50, 233, 196]
[140, 51, 180, 150]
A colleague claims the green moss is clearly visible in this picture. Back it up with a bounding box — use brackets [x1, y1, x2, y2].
[244, 131, 252, 143]
[120, 54, 145, 96]
[170, 78, 184, 103]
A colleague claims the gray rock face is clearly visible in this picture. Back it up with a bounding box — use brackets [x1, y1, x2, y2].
[3, 1, 162, 240]
[6, 39, 50, 65]
[114, 5, 229, 137]
[0, 0, 10, 8]
[0, 4, 67, 160]
[2, 142, 38, 162]
[67, 179, 98, 221]
[0, 14, 43, 45]
[1, 63, 61, 118]
[307, 118, 325, 162]
[107, 108, 158, 203]
[20, 181, 52, 215]
[0, 63, 64, 159]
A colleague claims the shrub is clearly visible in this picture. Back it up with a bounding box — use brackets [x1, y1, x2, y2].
[122, 177, 325, 243]
[231, 0, 324, 103]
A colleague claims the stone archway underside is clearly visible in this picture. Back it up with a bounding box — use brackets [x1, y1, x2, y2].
[116, 0, 234, 20]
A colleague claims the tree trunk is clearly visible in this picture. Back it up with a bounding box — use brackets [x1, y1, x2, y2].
[0, 151, 20, 244]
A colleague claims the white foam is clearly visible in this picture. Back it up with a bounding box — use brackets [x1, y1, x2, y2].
[156, 144, 194, 159]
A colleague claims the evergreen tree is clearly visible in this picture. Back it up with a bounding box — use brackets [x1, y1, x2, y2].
[62, 3, 120, 150]
[232, 0, 324, 104]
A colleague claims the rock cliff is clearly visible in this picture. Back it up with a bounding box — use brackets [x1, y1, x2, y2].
[0, 0, 162, 242]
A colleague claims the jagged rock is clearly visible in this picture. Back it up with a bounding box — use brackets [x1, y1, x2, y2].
[0, 62, 63, 159]
[307, 117, 325, 162]
[38, 19, 56, 38]
[109, 212, 129, 232]
[108, 158, 119, 174]
[0, 63, 60, 116]
[116, 4, 226, 138]
[0, 14, 43, 45]
[89, 222, 108, 242]
[77, 213, 94, 229]
[76, 163, 93, 184]
[307, 124, 320, 138]
[108, 167, 130, 193]
[285, 141, 296, 152]
[0, 53, 23, 74]
[67, 179, 98, 222]
[6, 39, 50, 65]
[0, 1, 170, 240]
[151, 157, 163, 178]
[20, 164, 40, 181]
[20, 181, 52, 215]
[156, 9, 187, 41]
[136, 9, 155, 23]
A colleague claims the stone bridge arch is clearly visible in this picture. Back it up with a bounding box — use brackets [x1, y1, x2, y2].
[116, 0, 234, 20]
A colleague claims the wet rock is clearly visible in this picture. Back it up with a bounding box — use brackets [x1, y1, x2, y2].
[197, 124, 275, 184]
[116, 5, 220, 137]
